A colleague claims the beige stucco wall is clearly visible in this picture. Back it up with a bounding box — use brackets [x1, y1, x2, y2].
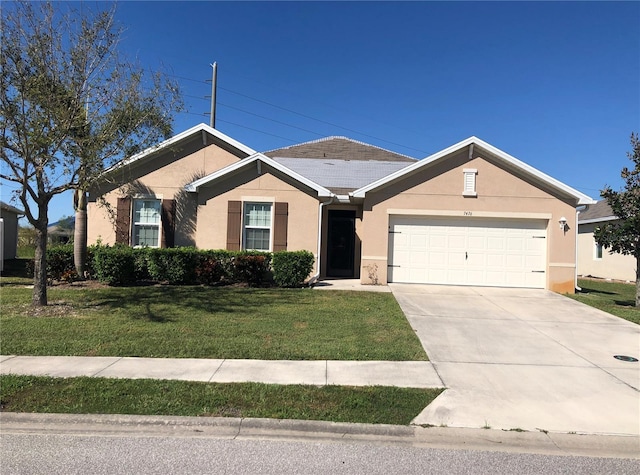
[359, 149, 579, 293]
[577, 222, 636, 282]
[195, 165, 321, 273]
[88, 141, 241, 246]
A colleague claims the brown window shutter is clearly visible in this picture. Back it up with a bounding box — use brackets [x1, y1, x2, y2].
[161, 199, 176, 248]
[226, 200, 242, 251]
[273, 202, 288, 252]
[115, 197, 131, 244]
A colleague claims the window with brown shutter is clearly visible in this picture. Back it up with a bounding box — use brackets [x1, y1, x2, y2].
[161, 199, 176, 248]
[115, 197, 131, 244]
[273, 202, 288, 251]
[226, 200, 242, 250]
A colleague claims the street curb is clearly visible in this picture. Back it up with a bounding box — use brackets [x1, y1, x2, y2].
[1, 412, 638, 459]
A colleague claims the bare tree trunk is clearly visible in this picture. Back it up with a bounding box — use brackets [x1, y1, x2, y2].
[32, 214, 48, 307]
[74, 189, 87, 278]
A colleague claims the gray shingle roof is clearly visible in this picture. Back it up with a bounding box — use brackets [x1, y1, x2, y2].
[0, 200, 24, 215]
[579, 200, 617, 223]
[264, 136, 417, 163]
[263, 136, 417, 193]
[272, 157, 411, 194]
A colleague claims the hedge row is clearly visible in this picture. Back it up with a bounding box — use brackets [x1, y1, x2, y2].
[43, 245, 314, 288]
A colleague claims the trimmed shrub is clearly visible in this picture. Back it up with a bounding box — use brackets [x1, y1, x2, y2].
[272, 250, 315, 287]
[45, 244, 96, 282]
[93, 245, 136, 286]
[196, 250, 235, 285]
[145, 247, 200, 284]
[133, 247, 152, 281]
[46, 244, 76, 281]
[234, 251, 272, 286]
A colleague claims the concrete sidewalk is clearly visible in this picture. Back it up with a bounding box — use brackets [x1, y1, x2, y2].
[0, 355, 443, 389]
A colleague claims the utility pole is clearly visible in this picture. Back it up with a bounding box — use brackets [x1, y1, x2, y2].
[209, 62, 217, 128]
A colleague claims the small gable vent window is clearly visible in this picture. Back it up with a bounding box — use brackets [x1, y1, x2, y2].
[463, 168, 477, 197]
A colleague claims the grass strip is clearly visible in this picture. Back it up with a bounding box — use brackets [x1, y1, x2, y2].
[569, 279, 639, 325]
[0, 285, 427, 360]
[0, 375, 442, 425]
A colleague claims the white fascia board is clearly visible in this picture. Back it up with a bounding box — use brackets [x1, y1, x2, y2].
[106, 123, 256, 174]
[352, 136, 596, 206]
[185, 153, 333, 198]
[578, 216, 619, 225]
[468, 137, 596, 206]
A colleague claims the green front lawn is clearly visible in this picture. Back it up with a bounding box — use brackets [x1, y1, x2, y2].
[569, 279, 639, 325]
[0, 375, 442, 425]
[0, 284, 427, 360]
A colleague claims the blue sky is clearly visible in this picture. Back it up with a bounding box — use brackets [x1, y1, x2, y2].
[5, 1, 640, 223]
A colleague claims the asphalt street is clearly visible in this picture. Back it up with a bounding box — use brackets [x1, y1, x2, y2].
[2, 431, 639, 475]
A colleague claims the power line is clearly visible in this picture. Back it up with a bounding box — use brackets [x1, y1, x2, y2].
[216, 119, 298, 143]
[162, 70, 429, 155]
[219, 86, 430, 155]
[218, 102, 324, 138]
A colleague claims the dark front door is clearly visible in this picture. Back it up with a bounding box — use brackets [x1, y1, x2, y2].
[327, 210, 355, 277]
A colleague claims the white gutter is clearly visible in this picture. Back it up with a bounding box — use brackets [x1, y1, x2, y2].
[308, 197, 334, 285]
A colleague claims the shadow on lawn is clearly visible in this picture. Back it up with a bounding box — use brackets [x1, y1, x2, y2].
[577, 285, 617, 296]
[86, 286, 308, 322]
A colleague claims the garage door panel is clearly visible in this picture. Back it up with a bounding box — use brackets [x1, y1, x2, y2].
[467, 236, 485, 250]
[447, 235, 465, 249]
[487, 237, 506, 251]
[388, 216, 547, 288]
[429, 253, 446, 266]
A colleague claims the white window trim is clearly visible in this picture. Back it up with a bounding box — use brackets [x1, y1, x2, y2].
[242, 201, 274, 251]
[132, 197, 162, 248]
[463, 168, 477, 197]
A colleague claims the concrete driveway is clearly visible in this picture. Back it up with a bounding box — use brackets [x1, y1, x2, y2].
[390, 284, 640, 436]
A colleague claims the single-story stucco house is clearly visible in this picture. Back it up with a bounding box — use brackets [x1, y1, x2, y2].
[577, 200, 636, 282]
[1, 200, 23, 269]
[87, 123, 595, 293]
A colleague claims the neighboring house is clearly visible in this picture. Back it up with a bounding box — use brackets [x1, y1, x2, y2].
[1, 200, 24, 268]
[577, 200, 636, 282]
[87, 123, 595, 293]
[48, 217, 75, 245]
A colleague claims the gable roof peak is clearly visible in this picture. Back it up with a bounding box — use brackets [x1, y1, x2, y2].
[264, 135, 417, 162]
[353, 136, 595, 206]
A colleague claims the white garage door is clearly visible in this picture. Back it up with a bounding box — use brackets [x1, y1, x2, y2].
[388, 216, 547, 288]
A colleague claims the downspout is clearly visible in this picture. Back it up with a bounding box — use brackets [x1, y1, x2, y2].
[575, 205, 588, 292]
[575, 208, 581, 292]
[308, 196, 334, 286]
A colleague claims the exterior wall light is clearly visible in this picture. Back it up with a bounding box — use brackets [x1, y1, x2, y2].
[559, 216, 567, 232]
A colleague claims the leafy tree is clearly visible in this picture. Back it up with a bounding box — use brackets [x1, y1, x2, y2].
[1, 1, 181, 305]
[594, 133, 640, 307]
